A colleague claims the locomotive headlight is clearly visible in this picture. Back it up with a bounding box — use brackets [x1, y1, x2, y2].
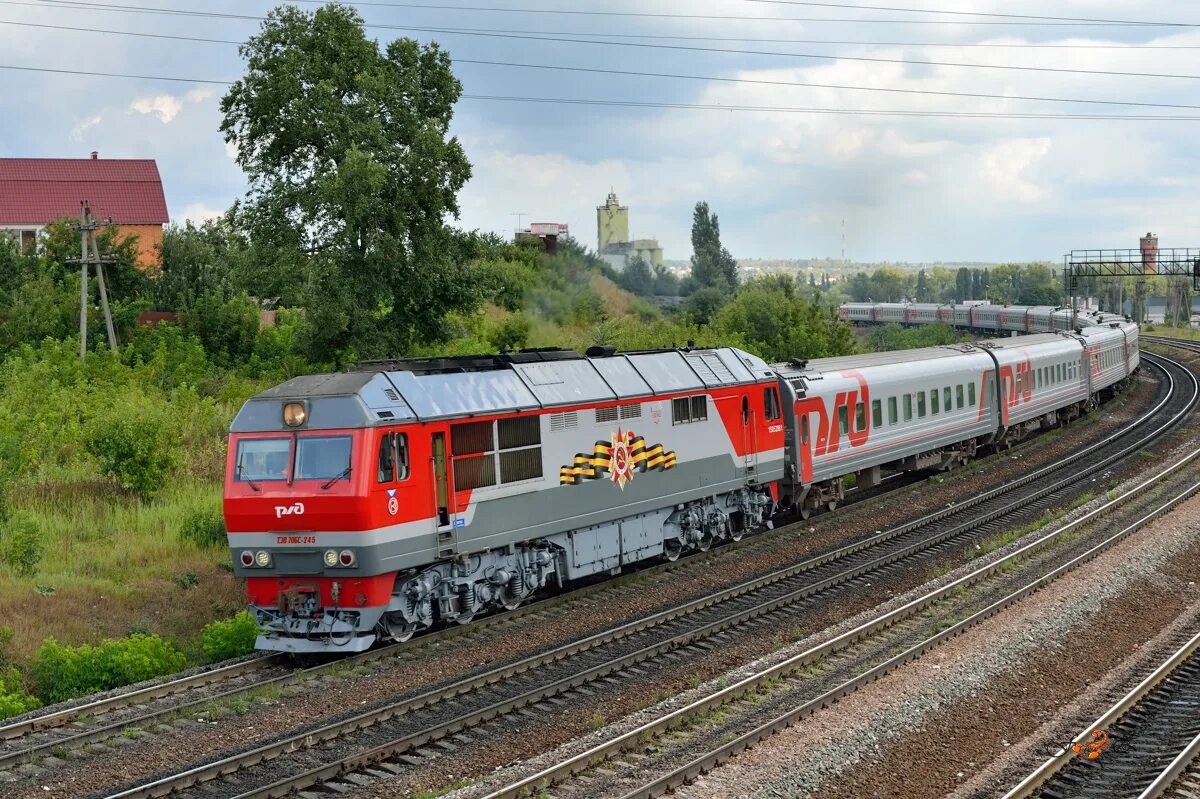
[255, 550, 272, 567]
[282, 402, 307, 428]
[323, 549, 338, 567]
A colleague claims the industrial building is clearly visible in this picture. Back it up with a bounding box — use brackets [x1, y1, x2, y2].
[596, 191, 663, 271]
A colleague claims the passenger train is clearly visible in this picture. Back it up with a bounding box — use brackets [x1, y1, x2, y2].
[225, 305, 1140, 653]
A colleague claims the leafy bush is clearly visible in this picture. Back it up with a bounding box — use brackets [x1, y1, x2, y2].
[84, 403, 178, 498]
[179, 507, 227, 549]
[3, 513, 42, 576]
[0, 667, 40, 720]
[32, 634, 187, 704]
[200, 612, 259, 662]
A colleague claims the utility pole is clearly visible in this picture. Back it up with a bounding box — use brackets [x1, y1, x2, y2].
[73, 200, 118, 356]
[511, 212, 530, 234]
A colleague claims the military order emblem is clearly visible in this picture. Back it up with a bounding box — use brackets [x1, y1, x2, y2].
[560, 429, 676, 489]
[386, 488, 399, 516]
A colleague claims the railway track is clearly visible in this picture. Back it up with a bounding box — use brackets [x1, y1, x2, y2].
[482, 399, 1200, 799]
[1003, 628, 1200, 799]
[86, 354, 1193, 798]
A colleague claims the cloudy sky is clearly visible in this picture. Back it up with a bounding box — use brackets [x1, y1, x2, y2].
[1, 0, 1198, 262]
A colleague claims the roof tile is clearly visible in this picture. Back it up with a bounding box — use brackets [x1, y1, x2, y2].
[0, 158, 169, 225]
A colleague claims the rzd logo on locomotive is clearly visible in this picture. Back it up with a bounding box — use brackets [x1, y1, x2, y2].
[560, 428, 677, 490]
[274, 502, 305, 519]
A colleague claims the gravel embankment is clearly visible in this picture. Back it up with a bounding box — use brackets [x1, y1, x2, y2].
[675, 480, 1200, 798]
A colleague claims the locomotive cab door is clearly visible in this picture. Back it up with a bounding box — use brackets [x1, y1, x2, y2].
[431, 431, 457, 558]
[741, 396, 757, 474]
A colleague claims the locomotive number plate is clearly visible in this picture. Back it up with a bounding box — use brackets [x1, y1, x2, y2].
[276, 535, 318, 545]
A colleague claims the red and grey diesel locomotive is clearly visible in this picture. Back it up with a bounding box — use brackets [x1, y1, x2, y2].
[225, 310, 1139, 654]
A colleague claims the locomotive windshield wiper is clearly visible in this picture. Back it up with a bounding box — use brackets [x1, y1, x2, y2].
[320, 465, 352, 490]
[236, 462, 261, 492]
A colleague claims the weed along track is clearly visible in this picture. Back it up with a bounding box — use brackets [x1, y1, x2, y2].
[78, 354, 1192, 799]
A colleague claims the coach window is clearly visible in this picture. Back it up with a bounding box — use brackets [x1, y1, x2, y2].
[917, 392, 927, 418]
[801, 415, 810, 444]
[888, 397, 898, 425]
[903, 394, 913, 422]
[855, 402, 867, 432]
[930, 388, 939, 415]
[956, 384, 965, 409]
[872, 399, 882, 428]
[838, 406, 849, 435]
[944, 386, 952, 410]
[969, 382, 977, 406]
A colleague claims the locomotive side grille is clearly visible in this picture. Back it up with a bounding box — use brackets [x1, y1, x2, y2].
[619, 403, 641, 419]
[383, 388, 399, 401]
[595, 406, 618, 424]
[550, 411, 579, 431]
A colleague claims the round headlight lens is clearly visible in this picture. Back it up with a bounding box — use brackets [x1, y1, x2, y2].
[282, 402, 307, 428]
[339, 550, 355, 567]
[255, 550, 272, 567]
[323, 550, 338, 567]
[240, 551, 254, 567]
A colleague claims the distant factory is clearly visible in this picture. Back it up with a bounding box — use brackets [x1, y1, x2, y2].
[596, 191, 663, 272]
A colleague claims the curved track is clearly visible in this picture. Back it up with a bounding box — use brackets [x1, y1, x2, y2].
[92, 354, 1196, 799]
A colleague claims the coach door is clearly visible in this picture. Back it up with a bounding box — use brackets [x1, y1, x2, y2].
[431, 432, 457, 558]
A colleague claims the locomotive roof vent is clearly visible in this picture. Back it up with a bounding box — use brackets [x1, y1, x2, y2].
[355, 348, 581, 375]
[585, 344, 618, 358]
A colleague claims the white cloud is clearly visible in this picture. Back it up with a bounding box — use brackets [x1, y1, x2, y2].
[178, 202, 224, 225]
[978, 138, 1053, 205]
[129, 88, 212, 124]
[69, 115, 103, 142]
[225, 140, 239, 161]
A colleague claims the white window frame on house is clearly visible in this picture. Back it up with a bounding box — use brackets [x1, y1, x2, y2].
[1, 226, 43, 252]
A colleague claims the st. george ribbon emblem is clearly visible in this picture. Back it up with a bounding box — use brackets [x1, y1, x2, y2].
[560, 428, 677, 489]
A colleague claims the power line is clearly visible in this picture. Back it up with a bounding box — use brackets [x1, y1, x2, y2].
[452, 59, 1200, 111]
[0, 62, 1196, 119]
[743, 1, 1200, 28]
[7, 17, 1199, 111]
[9, 16, 1200, 51]
[11, 0, 1186, 27]
[345, 25, 1200, 80]
[460, 94, 1200, 119]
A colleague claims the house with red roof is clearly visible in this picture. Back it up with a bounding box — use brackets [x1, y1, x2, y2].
[0, 152, 169, 269]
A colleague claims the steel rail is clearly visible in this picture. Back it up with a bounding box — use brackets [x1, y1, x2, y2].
[1002, 629, 1200, 799]
[495, 444, 1200, 799]
[104, 355, 1192, 799]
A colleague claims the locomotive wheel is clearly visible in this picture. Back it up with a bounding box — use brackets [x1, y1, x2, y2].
[729, 526, 744, 542]
[826, 500, 838, 512]
[385, 619, 418, 643]
[697, 534, 713, 552]
[664, 540, 682, 561]
[799, 506, 812, 520]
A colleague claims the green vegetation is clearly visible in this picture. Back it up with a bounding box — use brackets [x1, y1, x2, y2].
[843, 263, 1066, 306]
[200, 612, 260, 662]
[32, 635, 188, 704]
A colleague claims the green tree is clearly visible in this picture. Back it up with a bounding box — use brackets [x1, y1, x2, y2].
[689, 202, 739, 292]
[619, 256, 655, 297]
[916, 269, 929, 301]
[220, 4, 474, 362]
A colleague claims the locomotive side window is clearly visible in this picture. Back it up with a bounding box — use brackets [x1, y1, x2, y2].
[871, 399, 882, 428]
[672, 395, 708, 425]
[888, 397, 898, 425]
[800, 415, 810, 444]
[376, 433, 411, 483]
[764, 387, 782, 421]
